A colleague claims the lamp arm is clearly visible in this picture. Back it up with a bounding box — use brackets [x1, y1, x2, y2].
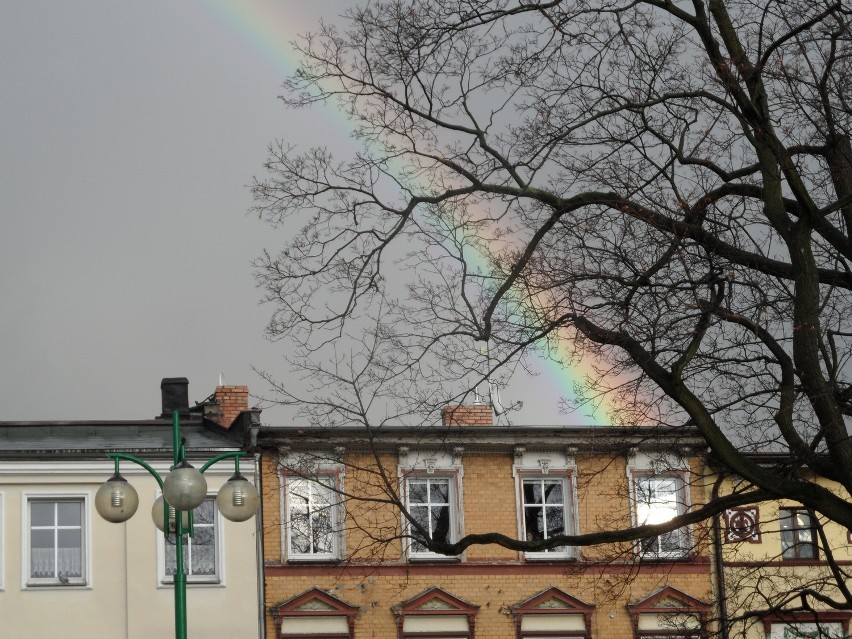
[106, 452, 165, 489]
[199, 451, 245, 475]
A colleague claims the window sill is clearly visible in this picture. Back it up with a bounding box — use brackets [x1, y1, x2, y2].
[159, 578, 223, 589]
[637, 553, 693, 563]
[25, 582, 90, 590]
[408, 555, 462, 563]
[524, 553, 576, 562]
[779, 558, 822, 566]
[287, 557, 341, 564]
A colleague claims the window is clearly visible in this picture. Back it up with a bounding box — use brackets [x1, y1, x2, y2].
[162, 497, 220, 583]
[522, 477, 573, 558]
[771, 623, 846, 638]
[26, 496, 87, 586]
[634, 474, 689, 558]
[287, 477, 339, 560]
[780, 508, 818, 560]
[406, 476, 456, 558]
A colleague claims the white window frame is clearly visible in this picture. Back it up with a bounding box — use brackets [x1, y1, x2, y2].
[284, 474, 341, 561]
[157, 494, 224, 587]
[513, 449, 578, 561]
[631, 472, 690, 559]
[404, 473, 460, 559]
[518, 472, 576, 560]
[22, 492, 91, 588]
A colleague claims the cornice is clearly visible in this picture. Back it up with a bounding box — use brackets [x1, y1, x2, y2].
[0, 457, 255, 477]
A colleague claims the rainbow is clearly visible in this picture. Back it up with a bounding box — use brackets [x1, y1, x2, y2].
[197, 0, 618, 425]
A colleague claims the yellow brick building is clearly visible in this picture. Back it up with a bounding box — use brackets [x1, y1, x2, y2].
[255, 406, 715, 638]
[714, 460, 852, 639]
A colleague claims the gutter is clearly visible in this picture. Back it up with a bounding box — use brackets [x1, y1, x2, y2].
[251, 423, 267, 639]
[711, 472, 729, 639]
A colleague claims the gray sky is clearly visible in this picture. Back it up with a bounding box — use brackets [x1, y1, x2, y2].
[0, 1, 572, 425]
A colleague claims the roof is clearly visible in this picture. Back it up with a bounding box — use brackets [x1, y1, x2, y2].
[0, 418, 246, 460]
[256, 423, 704, 453]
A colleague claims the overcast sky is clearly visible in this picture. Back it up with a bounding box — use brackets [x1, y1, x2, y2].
[0, 1, 573, 425]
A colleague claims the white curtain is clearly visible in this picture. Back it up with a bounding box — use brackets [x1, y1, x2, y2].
[30, 548, 81, 578]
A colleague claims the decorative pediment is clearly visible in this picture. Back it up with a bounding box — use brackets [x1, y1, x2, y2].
[655, 596, 687, 609]
[393, 587, 479, 637]
[512, 587, 595, 614]
[270, 587, 359, 623]
[510, 588, 594, 637]
[627, 586, 710, 614]
[394, 586, 479, 616]
[628, 587, 709, 638]
[295, 599, 337, 612]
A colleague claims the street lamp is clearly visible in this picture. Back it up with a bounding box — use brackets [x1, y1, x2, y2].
[95, 411, 259, 639]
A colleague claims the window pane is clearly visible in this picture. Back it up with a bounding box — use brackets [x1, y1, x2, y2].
[544, 481, 564, 504]
[57, 546, 82, 577]
[410, 502, 429, 552]
[57, 501, 82, 526]
[30, 547, 55, 578]
[407, 477, 455, 554]
[525, 506, 545, 541]
[431, 505, 451, 543]
[194, 500, 215, 525]
[660, 529, 685, 553]
[31, 528, 53, 550]
[523, 479, 569, 551]
[781, 509, 817, 559]
[58, 528, 81, 549]
[288, 479, 337, 557]
[524, 482, 543, 505]
[636, 476, 687, 556]
[164, 537, 188, 576]
[289, 479, 311, 501]
[190, 527, 216, 575]
[311, 510, 334, 554]
[637, 478, 680, 525]
[31, 502, 54, 527]
[409, 481, 428, 504]
[164, 497, 217, 578]
[429, 480, 449, 504]
[546, 507, 565, 537]
[290, 513, 312, 554]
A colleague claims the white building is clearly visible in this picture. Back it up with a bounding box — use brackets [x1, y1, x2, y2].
[0, 378, 263, 638]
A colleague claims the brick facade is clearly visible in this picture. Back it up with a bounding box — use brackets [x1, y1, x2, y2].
[257, 416, 713, 638]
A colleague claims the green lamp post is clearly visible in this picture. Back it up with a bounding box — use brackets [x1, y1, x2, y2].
[95, 411, 259, 639]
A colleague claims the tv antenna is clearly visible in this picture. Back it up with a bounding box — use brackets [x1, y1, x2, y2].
[475, 341, 523, 424]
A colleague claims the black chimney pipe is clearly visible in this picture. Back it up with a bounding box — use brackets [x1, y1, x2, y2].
[160, 377, 189, 418]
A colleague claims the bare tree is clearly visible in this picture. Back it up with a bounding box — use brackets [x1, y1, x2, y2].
[252, 0, 852, 622]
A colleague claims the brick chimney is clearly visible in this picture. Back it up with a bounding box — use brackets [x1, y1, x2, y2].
[209, 385, 250, 429]
[441, 404, 494, 427]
